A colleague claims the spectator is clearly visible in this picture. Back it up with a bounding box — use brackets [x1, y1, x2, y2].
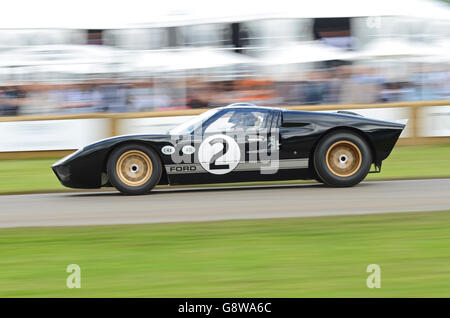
[0, 86, 24, 116]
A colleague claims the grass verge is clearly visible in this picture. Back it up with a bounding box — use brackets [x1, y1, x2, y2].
[0, 143, 450, 194]
[1, 210, 450, 297]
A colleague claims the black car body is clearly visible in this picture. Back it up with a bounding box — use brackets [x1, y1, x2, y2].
[52, 104, 406, 194]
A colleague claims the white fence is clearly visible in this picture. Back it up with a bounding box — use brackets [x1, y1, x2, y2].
[0, 103, 449, 153]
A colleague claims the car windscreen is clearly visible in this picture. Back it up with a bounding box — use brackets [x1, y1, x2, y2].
[169, 108, 219, 135]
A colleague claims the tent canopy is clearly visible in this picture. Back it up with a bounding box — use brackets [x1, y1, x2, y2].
[166, 48, 255, 71]
[353, 39, 442, 60]
[259, 41, 355, 65]
[0, 44, 123, 67]
[0, 0, 448, 29]
[131, 48, 254, 73]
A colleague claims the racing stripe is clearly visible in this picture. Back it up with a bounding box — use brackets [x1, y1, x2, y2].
[165, 158, 309, 174]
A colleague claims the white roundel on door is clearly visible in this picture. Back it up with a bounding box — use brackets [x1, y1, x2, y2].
[198, 134, 241, 175]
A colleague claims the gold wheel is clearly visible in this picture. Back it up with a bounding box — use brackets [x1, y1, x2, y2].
[325, 141, 362, 177]
[116, 150, 153, 187]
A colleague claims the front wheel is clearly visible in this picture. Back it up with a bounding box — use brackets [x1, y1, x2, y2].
[107, 143, 162, 195]
[313, 131, 372, 187]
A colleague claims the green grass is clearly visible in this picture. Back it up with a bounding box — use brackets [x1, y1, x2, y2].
[1, 211, 450, 297]
[0, 143, 450, 194]
[367, 143, 450, 180]
[0, 157, 63, 194]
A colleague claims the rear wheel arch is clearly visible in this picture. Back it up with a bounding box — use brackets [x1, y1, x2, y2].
[309, 126, 376, 170]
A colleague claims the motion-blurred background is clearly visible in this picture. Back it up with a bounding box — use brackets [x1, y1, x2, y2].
[0, 0, 449, 116]
[1, 0, 450, 298]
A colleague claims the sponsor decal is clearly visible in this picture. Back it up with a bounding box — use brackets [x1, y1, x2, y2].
[161, 145, 175, 155]
[169, 165, 197, 173]
[182, 145, 196, 155]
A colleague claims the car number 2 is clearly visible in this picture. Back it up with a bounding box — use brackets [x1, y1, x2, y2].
[198, 134, 240, 175]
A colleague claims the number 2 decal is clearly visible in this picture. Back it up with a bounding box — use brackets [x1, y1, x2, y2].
[208, 138, 229, 170]
[198, 134, 240, 175]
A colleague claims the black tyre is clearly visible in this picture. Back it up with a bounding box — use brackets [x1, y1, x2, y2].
[313, 131, 372, 187]
[107, 143, 162, 195]
[315, 176, 325, 184]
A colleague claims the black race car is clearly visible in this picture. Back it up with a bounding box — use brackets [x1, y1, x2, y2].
[52, 103, 406, 195]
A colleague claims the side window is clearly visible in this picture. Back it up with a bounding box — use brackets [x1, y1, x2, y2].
[205, 110, 270, 134]
[204, 111, 236, 134]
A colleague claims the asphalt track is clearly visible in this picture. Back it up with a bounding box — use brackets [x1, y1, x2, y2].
[1, 179, 450, 228]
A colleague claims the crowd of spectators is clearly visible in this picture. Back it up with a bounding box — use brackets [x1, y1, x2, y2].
[1, 64, 449, 116]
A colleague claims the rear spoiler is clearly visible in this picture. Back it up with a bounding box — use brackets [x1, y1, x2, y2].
[337, 111, 408, 127]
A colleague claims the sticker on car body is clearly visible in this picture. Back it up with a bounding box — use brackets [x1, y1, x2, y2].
[198, 134, 241, 175]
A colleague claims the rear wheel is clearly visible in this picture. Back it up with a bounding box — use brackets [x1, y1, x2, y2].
[313, 131, 371, 187]
[315, 176, 325, 184]
[107, 143, 162, 195]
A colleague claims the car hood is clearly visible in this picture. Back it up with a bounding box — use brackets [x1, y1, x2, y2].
[82, 133, 173, 151]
